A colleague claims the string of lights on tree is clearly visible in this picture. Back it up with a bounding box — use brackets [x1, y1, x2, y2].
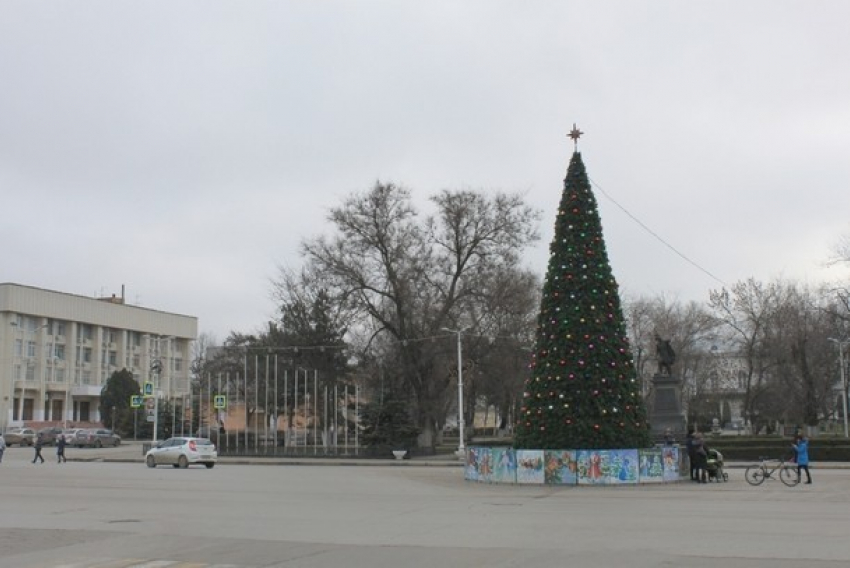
[513, 125, 650, 450]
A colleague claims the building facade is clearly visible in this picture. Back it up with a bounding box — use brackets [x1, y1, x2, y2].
[1, 283, 197, 430]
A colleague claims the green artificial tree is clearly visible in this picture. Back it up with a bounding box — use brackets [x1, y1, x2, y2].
[514, 139, 650, 450]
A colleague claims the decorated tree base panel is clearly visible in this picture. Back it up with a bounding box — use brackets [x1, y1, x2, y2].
[464, 447, 688, 485]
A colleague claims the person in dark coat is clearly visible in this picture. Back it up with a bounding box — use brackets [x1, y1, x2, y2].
[32, 433, 45, 464]
[56, 434, 67, 463]
[692, 432, 708, 483]
[685, 428, 697, 481]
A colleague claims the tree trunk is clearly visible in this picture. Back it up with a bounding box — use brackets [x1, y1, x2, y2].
[416, 419, 436, 454]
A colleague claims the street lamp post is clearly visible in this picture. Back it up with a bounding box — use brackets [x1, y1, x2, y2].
[828, 337, 849, 438]
[442, 327, 469, 457]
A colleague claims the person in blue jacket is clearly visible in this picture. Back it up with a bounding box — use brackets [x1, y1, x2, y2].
[792, 434, 812, 484]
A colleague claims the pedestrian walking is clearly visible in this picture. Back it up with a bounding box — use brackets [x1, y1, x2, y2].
[32, 433, 45, 463]
[56, 433, 67, 463]
[0, 432, 6, 463]
[792, 434, 812, 484]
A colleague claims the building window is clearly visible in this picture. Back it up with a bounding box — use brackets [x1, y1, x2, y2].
[82, 371, 92, 385]
[14, 339, 22, 357]
[55, 344, 66, 361]
[26, 364, 35, 381]
[26, 340, 36, 358]
[174, 358, 183, 372]
[82, 347, 92, 363]
[26, 317, 41, 332]
[109, 351, 117, 366]
[48, 319, 66, 336]
[133, 354, 141, 368]
[78, 323, 92, 342]
[56, 368, 65, 383]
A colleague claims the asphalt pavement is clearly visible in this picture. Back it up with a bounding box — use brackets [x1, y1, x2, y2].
[2, 441, 850, 567]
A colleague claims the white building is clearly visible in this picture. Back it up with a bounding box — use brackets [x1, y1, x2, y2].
[1, 283, 197, 430]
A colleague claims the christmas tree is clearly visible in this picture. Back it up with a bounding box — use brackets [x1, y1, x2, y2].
[514, 129, 650, 450]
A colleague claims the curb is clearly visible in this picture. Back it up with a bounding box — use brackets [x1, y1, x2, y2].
[71, 456, 465, 467]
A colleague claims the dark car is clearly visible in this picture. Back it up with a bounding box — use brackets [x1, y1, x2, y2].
[70, 429, 89, 448]
[37, 426, 65, 446]
[74, 428, 121, 448]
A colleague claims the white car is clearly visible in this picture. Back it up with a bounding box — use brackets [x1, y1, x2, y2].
[145, 437, 217, 469]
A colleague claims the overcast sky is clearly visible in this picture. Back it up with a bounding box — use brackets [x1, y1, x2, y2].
[2, 1, 849, 341]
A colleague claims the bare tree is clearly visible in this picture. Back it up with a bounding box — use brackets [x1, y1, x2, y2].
[297, 182, 541, 449]
[764, 283, 847, 430]
[709, 278, 788, 433]
[460, 265, 539, 434]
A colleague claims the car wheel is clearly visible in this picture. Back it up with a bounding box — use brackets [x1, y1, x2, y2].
[205, 463, 215, 469]
[172, 464, 180, 468]
[178, 455, 189, 469]
[146, 455, 156, 468]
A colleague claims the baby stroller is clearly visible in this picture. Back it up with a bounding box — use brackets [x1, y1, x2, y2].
[705, 448, 728, 482]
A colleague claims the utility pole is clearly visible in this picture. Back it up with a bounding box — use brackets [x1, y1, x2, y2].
[442, 327, 469, 457]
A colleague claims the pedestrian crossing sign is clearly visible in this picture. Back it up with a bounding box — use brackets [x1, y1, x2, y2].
[130, 395, 143, 408]
[213, 395, 227, 409]
[143, 382, 154, 397]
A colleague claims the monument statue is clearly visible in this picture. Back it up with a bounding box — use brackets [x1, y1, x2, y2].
[650, 334, 685, 442]
[655, 334, 676, 376]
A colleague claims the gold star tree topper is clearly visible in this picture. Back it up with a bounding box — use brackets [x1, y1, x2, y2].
[568, 123, 583, 150]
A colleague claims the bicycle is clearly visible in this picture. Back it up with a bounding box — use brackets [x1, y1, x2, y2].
[744, 455, 800, 487]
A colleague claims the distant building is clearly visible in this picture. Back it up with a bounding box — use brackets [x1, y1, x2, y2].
[0, 283, 196, 429]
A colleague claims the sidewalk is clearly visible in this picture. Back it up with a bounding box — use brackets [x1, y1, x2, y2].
[63, 440, 850, 469]
[64, 440, 465, 467]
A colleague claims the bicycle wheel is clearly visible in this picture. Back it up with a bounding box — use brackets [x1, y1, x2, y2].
[745, 465, 766, 486]
[779, 464, 800, 487]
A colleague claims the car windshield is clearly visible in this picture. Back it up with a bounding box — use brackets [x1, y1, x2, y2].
[197, 439, 213, 446]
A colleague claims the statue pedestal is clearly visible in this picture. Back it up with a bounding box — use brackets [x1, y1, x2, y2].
[649, 373, 686, 443]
